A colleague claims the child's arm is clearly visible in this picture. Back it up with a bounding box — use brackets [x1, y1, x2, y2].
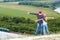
[44, 17, 48, 24]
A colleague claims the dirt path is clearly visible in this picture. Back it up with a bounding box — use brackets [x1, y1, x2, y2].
[1, 31, 60, 40]
[8, 34, 60, 40]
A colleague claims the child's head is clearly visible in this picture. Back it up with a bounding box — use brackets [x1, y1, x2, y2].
[43, 14, 46, 18]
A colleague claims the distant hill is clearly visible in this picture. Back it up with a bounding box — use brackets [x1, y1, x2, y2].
[0, 0, 3, 1]
[2, 0, 58, 2]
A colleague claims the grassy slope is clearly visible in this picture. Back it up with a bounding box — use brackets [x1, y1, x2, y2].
[0, 7, 36, 19]
[0, 2, 60, 20]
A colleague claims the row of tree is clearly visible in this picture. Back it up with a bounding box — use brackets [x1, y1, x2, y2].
[19, 1, 50, 8]
[4, 0, 41, 2]
[17, 0, 60, 9]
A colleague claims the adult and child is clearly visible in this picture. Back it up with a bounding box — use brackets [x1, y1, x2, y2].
[28, 10, 50, 35]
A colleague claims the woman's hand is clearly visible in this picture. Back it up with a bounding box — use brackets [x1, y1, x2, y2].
[27, 12, 30, 14]
[35, 19, 42, 22]
[35, 19, 39, 22]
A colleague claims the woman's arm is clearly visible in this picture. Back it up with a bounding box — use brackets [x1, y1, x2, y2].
[28, 12, 38, 15]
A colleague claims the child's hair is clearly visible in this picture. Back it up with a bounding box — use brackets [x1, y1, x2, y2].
[43, 14, 46, 18]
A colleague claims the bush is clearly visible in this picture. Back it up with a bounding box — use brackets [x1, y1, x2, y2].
[0, 16, 60, 34]
[48, 17, 60, 33]
[0, 16, 36, 34]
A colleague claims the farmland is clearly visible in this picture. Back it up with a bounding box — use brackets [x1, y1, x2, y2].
[0, 2, 60, 19]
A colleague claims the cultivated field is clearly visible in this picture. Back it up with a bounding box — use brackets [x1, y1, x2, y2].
[0, 2, 60, 20]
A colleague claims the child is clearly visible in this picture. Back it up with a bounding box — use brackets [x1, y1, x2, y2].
[42, 14, 50, 35]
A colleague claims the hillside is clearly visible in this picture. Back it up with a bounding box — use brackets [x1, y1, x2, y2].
[0, 1, 60, 35]
[0, 2, 60, 19]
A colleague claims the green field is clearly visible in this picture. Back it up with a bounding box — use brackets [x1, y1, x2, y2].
[0, 7, 36, 20]
[0, 3, 60, 20]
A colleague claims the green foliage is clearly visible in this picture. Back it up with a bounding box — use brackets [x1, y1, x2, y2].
[0, 16, 36, 34]
[0, 16, 60, 34]
[48, 17, 60, 33]
[19, 2, 50, 8]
